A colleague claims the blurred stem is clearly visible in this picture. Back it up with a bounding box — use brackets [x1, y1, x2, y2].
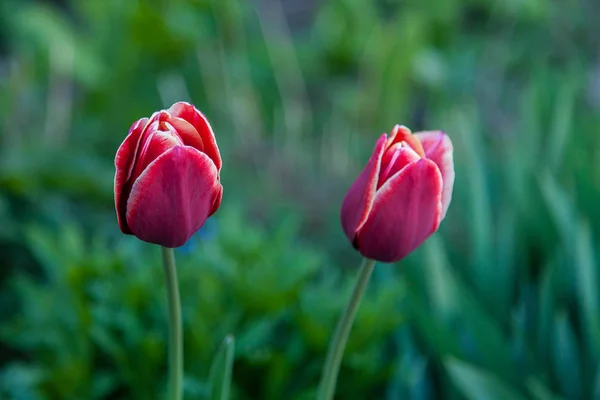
[317, 257, 376, 400]
[161, 247, 183, 400]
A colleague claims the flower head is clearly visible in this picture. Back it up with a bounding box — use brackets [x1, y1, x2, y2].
[341, 125, 454, 262]
[114, 102, 223, 247]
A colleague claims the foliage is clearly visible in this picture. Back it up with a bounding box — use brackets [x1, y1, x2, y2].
[1, 0, 600, 399]
[0, 205, 404, 399]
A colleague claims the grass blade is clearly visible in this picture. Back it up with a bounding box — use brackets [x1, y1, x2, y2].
[208, 335, 236, 400]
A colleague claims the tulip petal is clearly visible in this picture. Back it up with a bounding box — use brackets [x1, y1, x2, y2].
[210, 184, 223, 216]
[168, 102, 222, 171]
[355, 158, 442, 263]
[386, 125, 425, 158]
[114, 117, 149, 234]
[125, 146, 222, 247]
[167, 117, 205, 153]
[340, 134, 387, 241]
[378, 144, 421, 188]
[130, 131, 183, 184]
[146, 110, 163, 126]
[414, 131, 454, 219]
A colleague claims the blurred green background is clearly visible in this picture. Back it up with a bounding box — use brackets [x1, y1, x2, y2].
[1, 0, 600, 399]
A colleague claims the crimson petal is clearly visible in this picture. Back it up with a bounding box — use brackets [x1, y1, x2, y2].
[125, 146, 222, 247]
[130, 131, 183, 184]
[340, 134, 387, 242]
[386, 125, 425, 158]
[168, 102, 222, 171]
[114, 117, 149, 234]
[378, 144, 421, 188]
[355, 159, 443, 262]
[167, 116, 205, 153]
[414, 131, 454, 219]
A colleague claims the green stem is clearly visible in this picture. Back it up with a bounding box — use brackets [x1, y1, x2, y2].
[161, 247, 183, 400]
[317, 257, 376, 400]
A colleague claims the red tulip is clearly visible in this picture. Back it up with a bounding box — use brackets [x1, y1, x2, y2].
[114, 102, 223, 248]
[341, 125, 454, 263]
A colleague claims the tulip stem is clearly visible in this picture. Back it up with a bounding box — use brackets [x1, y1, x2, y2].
[161, 247, 183, 400]
[317, 257, 376, 400]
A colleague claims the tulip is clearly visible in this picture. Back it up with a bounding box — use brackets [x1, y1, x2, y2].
[114, 101, 223, 248]
[340, 125, 454, 263]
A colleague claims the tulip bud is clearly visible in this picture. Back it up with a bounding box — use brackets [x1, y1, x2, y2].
[340, 125, 454, 262]
[114, 102, 223, 248]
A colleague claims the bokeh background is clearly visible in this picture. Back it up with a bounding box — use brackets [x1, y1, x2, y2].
[1, 0, 600, 399]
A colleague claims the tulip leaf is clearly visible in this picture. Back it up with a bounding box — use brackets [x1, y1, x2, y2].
[552, 313, 582, 399]
[573, 223, 600, 361]
[386, 330, 431, 400]
[445, 358, 528, 400]
[207, 335, 235, 400]
[527, 378, 565, 400]
[547, 75, 577, 172]
[540, 173, 600, 367]
[448, 106, 494, 292]
[536, 262, 555, 365]
[417, 237, 519, 382]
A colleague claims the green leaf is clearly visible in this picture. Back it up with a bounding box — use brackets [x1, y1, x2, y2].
[445, 358, 528, 400]
[538, 173, 575, 248]
[446, 106, 494, 289]
[573, 223, 600, 360]
[552, 312, 582, 399]
[416, 237, 519, 382]
[526, 378, 565, 400]
[536, 263, 555, 365]
[12, 4, 106, 87]
[207, 335, 236, 400]
[547, 76, 577, 172]
[540, 172, 600, 374]
[422, 236, 460, 322]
